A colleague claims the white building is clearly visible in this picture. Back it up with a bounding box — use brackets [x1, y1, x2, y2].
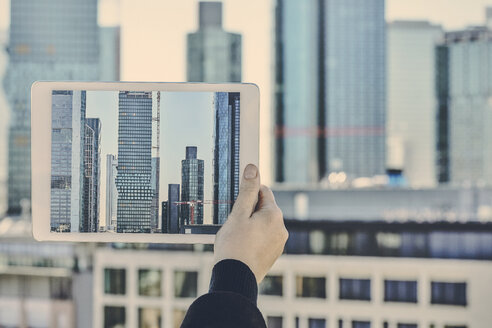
[387, 21, 443, 188]
[93, 247, 492, 328]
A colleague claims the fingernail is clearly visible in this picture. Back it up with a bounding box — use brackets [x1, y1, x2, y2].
[244, 164, 257, 179]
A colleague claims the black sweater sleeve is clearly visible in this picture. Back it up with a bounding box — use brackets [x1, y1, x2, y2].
[181, 259, 267, 328]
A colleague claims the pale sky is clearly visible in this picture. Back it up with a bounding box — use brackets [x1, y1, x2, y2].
[0, 0, 491, 211]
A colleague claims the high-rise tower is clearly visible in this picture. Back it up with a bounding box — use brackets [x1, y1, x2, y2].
[275, 0, 386, 184]
[50, 90, 86, 232]
[106, 154, 118, 230]
[187, 1, 242, 82]
[181, 146, 205, 225]
[213, 92, 240, 224]
[3, 0, 99, 214]
[82, 118, 101, 232]
[116, 91, 153, 233]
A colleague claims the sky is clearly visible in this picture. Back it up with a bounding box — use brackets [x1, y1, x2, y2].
[0, 0, 492, 213]
[85, 91, 215, 227]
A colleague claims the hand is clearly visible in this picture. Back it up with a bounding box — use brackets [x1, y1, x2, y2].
[213, 164, 289, 283]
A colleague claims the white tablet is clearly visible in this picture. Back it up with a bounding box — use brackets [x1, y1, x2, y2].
[31, 82, 259, 244]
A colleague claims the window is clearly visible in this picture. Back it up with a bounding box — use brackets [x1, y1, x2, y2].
[260, 275, 283, 296]
[397, 324, 417, 328]
[384, 280, 417, 303]
[139, 307, 161, 328]
[138, 269, 162, 297]
[309, 318, 326, 328]
[104, 306, 125, 328]
[50, 277, 72, 300]
[267, 316, 283, 328]
[296, 276, 326, 298]
[104, 268, 126, 295]
[339, 278, 371, 301]
[431, 282, 467, 306]
[174, 271, 198, 298]
[352, 321, 370, 328]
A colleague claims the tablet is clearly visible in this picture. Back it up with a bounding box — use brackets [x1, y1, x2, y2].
[31, 82, 259, 243]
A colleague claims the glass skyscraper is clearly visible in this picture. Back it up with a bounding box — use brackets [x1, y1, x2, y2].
[187, 1, 242, 82]
[116, 91, 153, 233]
[150, 157, 160, 230]
[82, 118, 101, 233]
[50, 91, 86, 232]
[106, 154, 118, 230]
[181, 146, 204, 225]
[167, 184, 181, 234]
[3, 0, 99, 214]
[275, 0, 386, 184]
[437, 27, 492, 186]
[213, 92, 240, 224]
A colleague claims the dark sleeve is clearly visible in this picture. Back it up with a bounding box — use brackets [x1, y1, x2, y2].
[181, 259, 267, 328]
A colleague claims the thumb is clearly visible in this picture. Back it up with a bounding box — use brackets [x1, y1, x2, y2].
[230, 164, 260, 218]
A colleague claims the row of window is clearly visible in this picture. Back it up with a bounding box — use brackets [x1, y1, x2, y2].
[104, 268, 197, 299]
[261, 276, 467, 306]
[267, 317, 466, 328]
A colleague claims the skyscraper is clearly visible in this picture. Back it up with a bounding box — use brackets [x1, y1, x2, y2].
[99, 26, 121, 81]
[437, 25, 492, 186]
[387, 21, 443, 187]
[106, 154, 118, 230]
[82, 118, 101, 232]
[50, 90, 86, 232]
[161, 201, 168, 233]
[151, 157, 160, 230]
[168, 184, 181, 234]
[3, 0, 99, 214]
[187, 1, 242, 82]
[116, 91, 153, 233]
[213, 92, 240, 224]
[181, 146, 205, 225]
[275, 0, 386, 184]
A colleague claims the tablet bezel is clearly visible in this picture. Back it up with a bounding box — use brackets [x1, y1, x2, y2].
[31, 81, 259, 243]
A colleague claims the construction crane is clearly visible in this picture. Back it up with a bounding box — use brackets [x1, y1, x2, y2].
[173, 199, 233, 225]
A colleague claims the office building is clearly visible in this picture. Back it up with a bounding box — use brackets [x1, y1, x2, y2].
[181, 147, 204, 225]
[99, 26, 121, 81]
[50, 90, 86, 232]
[168, 184, 181, 234]
[116, 92, 153, 233]
[106, 155, 118, 230]
[275, 0, 386, 184]
[213, 92, 240, 224]
[3, 0, 99, 214]
[93, 218, 492, 328]
[82, 118, 101, 233]
[161, 201, 168, 233]
[437, 24, 492, 186]
[151, 157, 160, 230]
[387, 21, 443, 188]
[187, 1, 241, 82]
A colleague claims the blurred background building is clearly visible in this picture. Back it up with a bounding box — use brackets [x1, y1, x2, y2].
[187, 1, 242, 83]
[1, 0, 492, 327]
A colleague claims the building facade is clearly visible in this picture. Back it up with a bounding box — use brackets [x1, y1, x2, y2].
[99, 26, 121, 81]
[275, 0, 386, 184]
[181, 147, 204, 225]
[2, 0, 99, 214]
[151, 157, 160, 231]
[116, 91, 153, 233]
[437, 27, 492, 186]
[387, 21, 443, 188]
[82, 118, 101, 233]
[106, 154, 118, 231]
[167, 184, 181, 234]
[213, 92, 240, 224]
[187, 1, 241, 82]
[50, 90, 86, 232]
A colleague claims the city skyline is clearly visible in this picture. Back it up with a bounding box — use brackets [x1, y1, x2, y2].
[50, 90, 239, 232]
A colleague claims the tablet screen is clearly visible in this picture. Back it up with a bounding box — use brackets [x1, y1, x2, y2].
[50, 90, 240, 235]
